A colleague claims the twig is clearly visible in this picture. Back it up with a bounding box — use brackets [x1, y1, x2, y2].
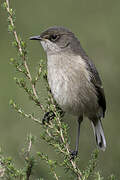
[25, 134, 34, 180]
[6, 0, 44, 111]
[54, 172, 59, 180]
[46, 100, 82, 180]
[49, 100, 82, 179]
[10, 100, 42, 125]
[57, 118, 82, 180]
[27, 134, 32, 154]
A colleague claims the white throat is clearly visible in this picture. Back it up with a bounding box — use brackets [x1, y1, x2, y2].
[41, 40, 61, 55]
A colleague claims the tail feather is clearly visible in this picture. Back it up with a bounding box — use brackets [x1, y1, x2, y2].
[91, 120, 106, 151]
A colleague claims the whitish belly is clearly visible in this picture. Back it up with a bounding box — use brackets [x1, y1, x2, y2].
[48, 69, 98, 117]
[47, 54, 98, 116]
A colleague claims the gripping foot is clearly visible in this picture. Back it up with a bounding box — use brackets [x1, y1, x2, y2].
[42, 111, 55, 124]
[70, 150, 78, 160]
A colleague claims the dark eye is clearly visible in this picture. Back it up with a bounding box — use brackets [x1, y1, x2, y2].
[49, 34, 59, 42]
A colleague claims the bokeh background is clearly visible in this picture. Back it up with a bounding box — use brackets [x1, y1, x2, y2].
[0, 0, 120, 179]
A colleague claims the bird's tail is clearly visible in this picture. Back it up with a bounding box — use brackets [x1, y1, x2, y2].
[91, 120, 106, 151]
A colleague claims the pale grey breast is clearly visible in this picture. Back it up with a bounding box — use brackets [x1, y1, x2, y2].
[47, 53, 99, 117]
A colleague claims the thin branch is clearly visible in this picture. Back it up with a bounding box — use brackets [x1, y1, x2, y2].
[27, 134, 32, 154]
[6, 0, 44, 111]
[54, 172, 59, 180]
[57, 118, 82, 180]
[25, 134, 34, 180]
[10, 100, 42, 125]
[47, 101, 82, 180]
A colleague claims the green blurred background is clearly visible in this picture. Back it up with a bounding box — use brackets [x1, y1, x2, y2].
[0, 0, 120, 179]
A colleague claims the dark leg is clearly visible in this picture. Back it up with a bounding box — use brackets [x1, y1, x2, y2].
[70, 116, 83, 159]
[42, 111, 55, 124]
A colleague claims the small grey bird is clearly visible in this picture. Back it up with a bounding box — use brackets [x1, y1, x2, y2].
[30, 26, 106, 157]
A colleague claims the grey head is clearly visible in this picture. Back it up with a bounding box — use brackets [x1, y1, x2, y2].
[30, 26, 85, 55]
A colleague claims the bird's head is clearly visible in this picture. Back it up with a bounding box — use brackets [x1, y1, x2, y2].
[30, 26, 80, 55]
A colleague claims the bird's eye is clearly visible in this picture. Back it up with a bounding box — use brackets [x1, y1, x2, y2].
[49, 34, 59, 42]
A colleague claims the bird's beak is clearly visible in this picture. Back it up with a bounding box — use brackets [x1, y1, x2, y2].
[30, 35, 42, 41]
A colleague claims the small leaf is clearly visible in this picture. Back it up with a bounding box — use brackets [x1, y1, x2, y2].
[2, 2, 7, 9]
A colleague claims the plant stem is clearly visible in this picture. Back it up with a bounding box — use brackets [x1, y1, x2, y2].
[6, 0, 44, 111]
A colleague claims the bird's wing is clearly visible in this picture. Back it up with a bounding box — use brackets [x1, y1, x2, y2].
[79, 48, 106, 117]
[87, 59, 106, 117]
[71, 40, 106, 117]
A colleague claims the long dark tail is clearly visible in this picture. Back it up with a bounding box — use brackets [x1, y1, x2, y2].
[91, 120, 106, 151]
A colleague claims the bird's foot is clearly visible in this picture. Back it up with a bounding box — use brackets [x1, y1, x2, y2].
[42, 111, 55, 124]
[70, 150, 78, 160]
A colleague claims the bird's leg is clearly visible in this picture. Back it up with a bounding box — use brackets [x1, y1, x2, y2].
[42, 111, 55, 124]
[70, 116, 83, 159]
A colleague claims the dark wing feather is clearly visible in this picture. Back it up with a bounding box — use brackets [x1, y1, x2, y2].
[78, 47, 106, 117]
[87, 59, 106, 117]
[70, 37, 106, 117]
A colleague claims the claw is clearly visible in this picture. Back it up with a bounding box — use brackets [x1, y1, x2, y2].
[42, 111, 55, 124]
[70, 150, 78, 160]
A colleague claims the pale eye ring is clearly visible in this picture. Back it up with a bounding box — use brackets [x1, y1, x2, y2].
[49, 34, 60, 42]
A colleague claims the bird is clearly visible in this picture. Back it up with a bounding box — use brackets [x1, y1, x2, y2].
[30, 26, 106, 158]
